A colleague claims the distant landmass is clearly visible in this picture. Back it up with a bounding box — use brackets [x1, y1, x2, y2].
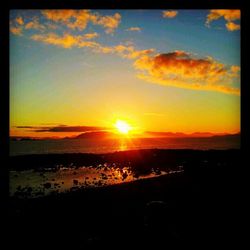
[145, 131, 240, 138]
[75, 131, 112, 139]
[10, 131, 240, 141]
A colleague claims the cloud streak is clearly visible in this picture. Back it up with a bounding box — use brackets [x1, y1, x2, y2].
[30, 31, 154, 60]
[16, 125, 108, 133]
[162, 10, 178, 18]
[93, 43, 155, 59]
[134, 51, 240, 95]
[31, 32, 99, 49]
[126, 27, 141, 32]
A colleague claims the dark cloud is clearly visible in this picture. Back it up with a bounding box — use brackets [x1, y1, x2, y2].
[16, 125, 108, 132]
[134, 50, 240, 95]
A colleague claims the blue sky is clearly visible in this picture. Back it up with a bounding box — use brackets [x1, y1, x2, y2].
[10, 9, 240, 136]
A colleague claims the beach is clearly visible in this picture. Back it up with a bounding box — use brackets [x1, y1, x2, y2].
[9, 149, 241, 248]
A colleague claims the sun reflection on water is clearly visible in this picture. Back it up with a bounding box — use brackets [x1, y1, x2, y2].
[10, 163, 183, 199]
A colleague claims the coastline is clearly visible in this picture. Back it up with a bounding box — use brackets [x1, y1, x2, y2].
[9, 148, 241, 248]
[10, 148, 240, 170]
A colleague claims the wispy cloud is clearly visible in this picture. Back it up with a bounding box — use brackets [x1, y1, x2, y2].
[134, 51, 240, 95]
[93, 43, 155, 59]
[162, 10, 178, 18]
[94, 13, 121, 34]
[30, 31, 154, 59]
[41, 10, 121, 34]
[206, 9, 240, 31]
[25, 17, 46, 31]
[126, 27, 141, 32]
[31, 32, 99, 49]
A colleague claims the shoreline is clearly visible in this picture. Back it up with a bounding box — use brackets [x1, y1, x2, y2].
[10, 148, 240, 170]
[9, 148, 241, 248]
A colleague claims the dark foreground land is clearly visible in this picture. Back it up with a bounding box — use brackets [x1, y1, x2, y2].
[8, 149, 243, 249]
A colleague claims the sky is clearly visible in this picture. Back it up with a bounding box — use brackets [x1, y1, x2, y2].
[10, 9, 241, 138]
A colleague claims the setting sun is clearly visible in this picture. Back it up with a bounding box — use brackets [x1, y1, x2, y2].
[8, 9, 241, 247]
[115, 120, 131, 134]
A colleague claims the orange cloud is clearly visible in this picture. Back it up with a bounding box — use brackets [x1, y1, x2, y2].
[63, 10, 96, 31]
[16, 16, 24, 25]
[206, 9, 240, 23]
[94, 13, 121, 34]
[226, 21, 240, 31]
[134, 51, 240, 95]
[29, 31, 152, 59]
[162, 10, 178, 18]
[126, 27, 141, 32]
[230, 65, 240, 74]
[29, 28, 239, 95]
[10, 16, 24, 35]
[42, 10, 94, 31]
[11, 15, 57, 35]
[31, 33, 99, 49]
[41, 10, 121, 34]
[10, 26, 22, 36]
[94, 43, 155, 59]
[41, 10, 77, 23]
[206, 9, 240, 31]
[82, 32, 99, 39]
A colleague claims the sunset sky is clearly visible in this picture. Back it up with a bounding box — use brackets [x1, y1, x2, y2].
[10, 9, 240, 138]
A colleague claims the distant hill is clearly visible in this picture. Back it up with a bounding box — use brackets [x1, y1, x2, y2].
[145, 131, 186, 137]
[144, 131, 239, 138]
[211, 133, 240, 138]
[10, 131, 240, 141]
[74, 131, 114, 139]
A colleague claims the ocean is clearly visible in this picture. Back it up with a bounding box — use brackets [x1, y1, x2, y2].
[10, 136, 240, 156]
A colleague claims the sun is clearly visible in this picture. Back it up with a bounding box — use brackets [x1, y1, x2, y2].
[115, 120, 131, 134]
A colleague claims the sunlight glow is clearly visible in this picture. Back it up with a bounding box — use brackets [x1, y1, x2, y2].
[115, 120, 131, 134]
